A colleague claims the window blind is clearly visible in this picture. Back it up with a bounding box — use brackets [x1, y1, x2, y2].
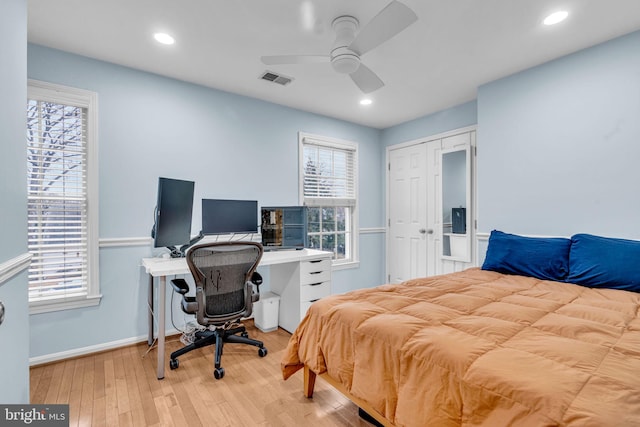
[302, 137, 356, 207]
[300, 133, 358, 263]
[27, 99, 89, 302]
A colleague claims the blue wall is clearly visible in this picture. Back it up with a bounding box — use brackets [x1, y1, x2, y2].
[477, 30, 640, 238]
[27, 44, 385, 358]
[0, 0, 30, 403]
[381, 100, 477, 147]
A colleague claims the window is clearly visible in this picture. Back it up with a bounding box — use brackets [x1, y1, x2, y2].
[26, 80, 100, 314]
[299, 132, 358, 266]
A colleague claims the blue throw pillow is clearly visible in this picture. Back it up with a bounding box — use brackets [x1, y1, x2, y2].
[482, 230, 571, 281]
[567, 233, 640, 291]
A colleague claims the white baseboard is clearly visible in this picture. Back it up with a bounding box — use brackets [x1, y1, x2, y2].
[29, 327, 181, 366]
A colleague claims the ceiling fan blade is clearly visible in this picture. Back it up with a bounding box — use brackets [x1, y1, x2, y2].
[349, 1, 418, 56]
[260, 55, 330, 65]
[350, 63, 384, 93]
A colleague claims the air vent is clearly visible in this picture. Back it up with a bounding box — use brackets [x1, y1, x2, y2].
[260, 70, 293, 86]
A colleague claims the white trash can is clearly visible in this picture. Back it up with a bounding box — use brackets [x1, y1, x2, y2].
[254, 292, 280, 333]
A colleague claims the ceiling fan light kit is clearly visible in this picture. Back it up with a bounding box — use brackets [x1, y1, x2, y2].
[331, 51, 360, 74]
[260, 0, 417, 94]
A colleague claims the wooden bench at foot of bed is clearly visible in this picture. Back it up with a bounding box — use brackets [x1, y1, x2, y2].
[303, 365, 395, 427]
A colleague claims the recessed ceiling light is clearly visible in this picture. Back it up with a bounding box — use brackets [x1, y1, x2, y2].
[154, 32, 175, 45]
[360, 98, 373, 106]
[543, 11, 568, 26]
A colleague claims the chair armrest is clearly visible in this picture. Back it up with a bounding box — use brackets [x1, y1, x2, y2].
[250, 271, 263, 286]
[251, 291, 260, 303]
[250, 272, 263, 303]
[181, 296, 198, 314]
[170, 278, 190, 295]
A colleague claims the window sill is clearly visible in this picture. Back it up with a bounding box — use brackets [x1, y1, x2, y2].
[331, 260, 360, 271]
[29, 294, 102, 315]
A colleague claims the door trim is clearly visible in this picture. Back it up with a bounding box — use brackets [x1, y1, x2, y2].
[385, 125, 477, 152]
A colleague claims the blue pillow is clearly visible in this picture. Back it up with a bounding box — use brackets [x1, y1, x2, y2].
[567, 233, 640, 291]
[482, 230, 571, 281]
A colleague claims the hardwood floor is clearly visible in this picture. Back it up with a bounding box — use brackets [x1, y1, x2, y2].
[30, 321, 372, 427]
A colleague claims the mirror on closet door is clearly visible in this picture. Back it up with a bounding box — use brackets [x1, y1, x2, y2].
[441, 145, 471, 262]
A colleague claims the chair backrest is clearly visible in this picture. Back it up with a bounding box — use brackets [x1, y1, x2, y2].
[185, 241, 263, 326]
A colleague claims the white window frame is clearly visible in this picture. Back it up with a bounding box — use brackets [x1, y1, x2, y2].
[27, 79, 101, 314]
[299, 132, 359, 269]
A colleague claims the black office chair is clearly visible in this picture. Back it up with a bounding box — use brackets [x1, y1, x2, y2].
[168, 241, 267, 379]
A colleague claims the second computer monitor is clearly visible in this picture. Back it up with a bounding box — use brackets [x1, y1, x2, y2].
[201, 199, 258, 235]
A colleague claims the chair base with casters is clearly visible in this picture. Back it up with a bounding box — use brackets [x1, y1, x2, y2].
[169, 322, 268, 379]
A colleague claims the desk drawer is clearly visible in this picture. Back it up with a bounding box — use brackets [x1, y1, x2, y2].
[301, 258, 331, 275]
[300, 281, 330, 302]
[300, 269, 331, 285]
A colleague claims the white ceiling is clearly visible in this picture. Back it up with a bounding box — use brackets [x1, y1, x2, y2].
[27, 0, 640, 129]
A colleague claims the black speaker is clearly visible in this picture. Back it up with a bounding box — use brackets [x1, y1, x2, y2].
[452, 207, 466, 234]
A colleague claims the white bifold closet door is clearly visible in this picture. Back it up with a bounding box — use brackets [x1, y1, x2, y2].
[386, 128, 476, 283]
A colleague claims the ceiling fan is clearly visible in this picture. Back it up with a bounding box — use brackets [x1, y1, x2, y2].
[260, 1, 418, 94]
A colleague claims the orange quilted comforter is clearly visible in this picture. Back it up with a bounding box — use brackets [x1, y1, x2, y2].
[281, 268, 640, 426]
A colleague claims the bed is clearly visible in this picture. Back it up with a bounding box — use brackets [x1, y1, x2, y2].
[281, 231, 640, 426]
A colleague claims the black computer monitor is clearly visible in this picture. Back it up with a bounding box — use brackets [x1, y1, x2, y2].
[202, 199, 258, 235]
[152, 177, 195, 252]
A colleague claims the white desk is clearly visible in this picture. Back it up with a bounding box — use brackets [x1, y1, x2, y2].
[142, 248, 332, 379]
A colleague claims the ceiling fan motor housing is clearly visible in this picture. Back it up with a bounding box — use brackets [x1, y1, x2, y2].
[331, 16, 360, 74]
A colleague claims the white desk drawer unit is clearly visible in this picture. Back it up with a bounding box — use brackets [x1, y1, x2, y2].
[270, 253, 332, 333]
